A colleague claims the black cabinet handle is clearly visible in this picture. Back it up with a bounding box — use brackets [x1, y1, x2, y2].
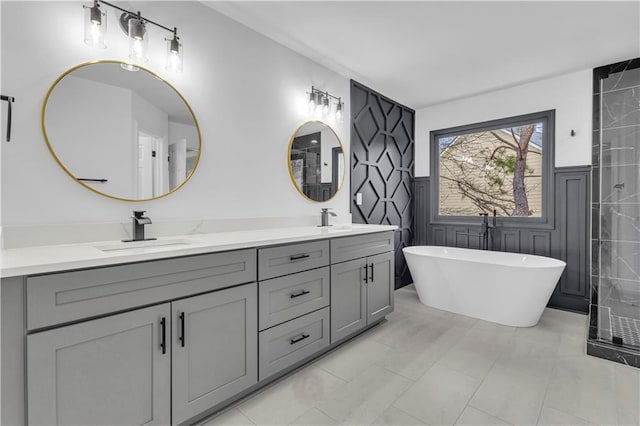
[179, 312, 185, 347]
[290, 254, 310, 261]
[290, 290, 310, 299]
[1, 95, 14, 142]
[160, 317, 166, 355]
[369, 263, 374, 282]
[290, 333, 310, 344]
[363, 265, 369, 283]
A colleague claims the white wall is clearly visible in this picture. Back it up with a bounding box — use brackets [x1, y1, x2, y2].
[0, 1, 349, 227]
[169, 122, 198, 152]
[47, 76, 134, 198]
[415, 69, 592, 176]
[132, 91, 168, 143]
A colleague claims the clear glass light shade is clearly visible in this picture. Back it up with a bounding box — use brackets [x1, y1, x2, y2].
[84, 5, 107, 48]
[165, 37, 183, 73]
[128, 18, 148, 62]
[308, 92, 317, 111]
[335, 103, 343, 122]
[315, 94, 325, 113]
[322, 95, 330, 115]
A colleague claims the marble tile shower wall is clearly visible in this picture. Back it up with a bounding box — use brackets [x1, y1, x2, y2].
[592, 61, 640, 333]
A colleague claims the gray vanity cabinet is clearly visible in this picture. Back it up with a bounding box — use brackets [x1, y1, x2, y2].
[171, 283, 258, 425]
[330, 258, 368, 342]
[27, 303, 171, 426]
[366, 252, 394, 324]
[330, 233, 395, 343]
[7, 232, 395, 426]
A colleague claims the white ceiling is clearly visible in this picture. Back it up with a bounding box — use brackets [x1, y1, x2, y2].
[205, 1, 640, 109]
[73, 62, 195, 125]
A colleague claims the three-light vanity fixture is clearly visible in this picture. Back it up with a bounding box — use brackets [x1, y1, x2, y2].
[83, 0, 183, 72]
[308, 87, 344, 122]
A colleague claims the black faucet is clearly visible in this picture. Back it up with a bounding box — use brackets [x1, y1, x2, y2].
[122, 211, 156, 242]
[479, 210, 496, 250]
[320, 208, 337, 227]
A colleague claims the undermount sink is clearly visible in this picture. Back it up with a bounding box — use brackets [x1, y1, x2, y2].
[95, 238, 197, 252]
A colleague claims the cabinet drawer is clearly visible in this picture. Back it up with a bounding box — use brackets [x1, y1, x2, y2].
[259, 267, 329, 330]
[331, 232, 394, 264]
[26, 249, 257, 330]
[258, 307, 330, 381]
[258, 240, 329, 280]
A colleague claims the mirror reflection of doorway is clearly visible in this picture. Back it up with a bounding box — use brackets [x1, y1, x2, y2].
[137, 131, 165, 199]
[291, 131, 322, 200]
[169, 139, 187, 190]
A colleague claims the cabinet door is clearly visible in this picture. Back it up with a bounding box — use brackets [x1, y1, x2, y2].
[367, 252, 394, 324]
[330, 258, 367, 343]
[27, 304, 171, 426]
[172, 283, 258, 425]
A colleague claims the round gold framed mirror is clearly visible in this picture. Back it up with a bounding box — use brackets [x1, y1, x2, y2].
[288, 121, 345, 202]
[42, 60, 201, 202]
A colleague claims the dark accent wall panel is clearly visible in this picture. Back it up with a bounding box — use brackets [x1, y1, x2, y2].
[529, 232, 551, 257]
[501, 230, 520, 253]
[350, 80, 415, 289]
[432, 227, 446, 246]
[413, 177, 429, 245]
[550, 169, 590, 311]
[412, 167, 590, 313]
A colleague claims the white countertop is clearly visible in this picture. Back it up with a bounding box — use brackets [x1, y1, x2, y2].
[0, 224, 397, 278]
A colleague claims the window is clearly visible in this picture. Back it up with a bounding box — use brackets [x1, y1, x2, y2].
[431, 110, 554, 221]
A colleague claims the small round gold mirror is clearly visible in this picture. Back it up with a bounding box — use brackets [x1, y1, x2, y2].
[288, 121, 345, 202]
[42, 60, 201, 201]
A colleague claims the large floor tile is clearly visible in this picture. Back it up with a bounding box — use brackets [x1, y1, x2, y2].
[544, 356, 620, 425]
[378, 323, 470, 380]
[614, 362, 640, 426]
[437, 325, 513, 380]
[393, 364, 481, 425]
[289, 408, 337, 426]
[372, 406, 425, 426]
[315, 336, 391, 382]
[557, 331, 587, 357]
[372, 310, 446, 350]
[202, 408, 255, 425]
[316, 364, 413, 425]
[469, 355, 554, 425]
[502, 325, 562, 358]
[455, 406, 510, 425]
[537, 404, 593, 425]
[238, 366, 345, 425]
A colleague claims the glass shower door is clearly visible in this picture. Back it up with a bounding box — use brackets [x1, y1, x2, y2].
[597, 66, 640, 349]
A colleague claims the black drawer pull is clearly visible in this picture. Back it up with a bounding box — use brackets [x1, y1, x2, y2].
[369, 263, 374, 282]
[290, 290, 311, 299]
[160, 317, 166, 355]
[290, 253, 310, 261]
[363, 265, 369, 283]
[290, 333, 310, 344]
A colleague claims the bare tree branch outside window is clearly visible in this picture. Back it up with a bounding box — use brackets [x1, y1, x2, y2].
[438, 122, 543, 217]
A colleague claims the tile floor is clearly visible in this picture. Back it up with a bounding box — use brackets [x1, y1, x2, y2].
[202, 285, 640, 426]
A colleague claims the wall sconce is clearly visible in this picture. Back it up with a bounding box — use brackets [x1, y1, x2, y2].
[307, 86, 344, 122]
[83, 0, 183, 73]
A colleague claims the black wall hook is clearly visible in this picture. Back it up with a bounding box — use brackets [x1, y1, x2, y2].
[1, 95, 15, 142]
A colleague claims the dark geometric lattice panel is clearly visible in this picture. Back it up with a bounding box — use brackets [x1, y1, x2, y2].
[350, 80, 415, 289]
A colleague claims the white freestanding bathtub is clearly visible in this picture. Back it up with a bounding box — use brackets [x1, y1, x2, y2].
[403, 246, 566, 327]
